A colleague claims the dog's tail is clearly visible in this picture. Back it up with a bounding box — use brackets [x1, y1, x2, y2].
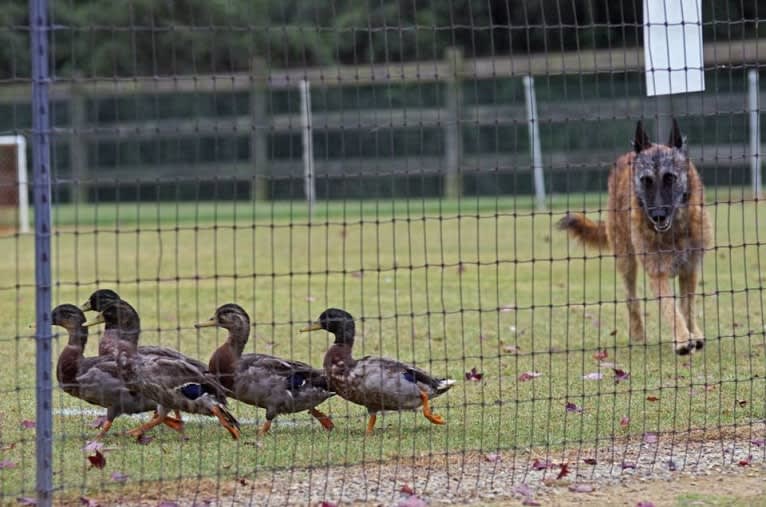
[557, 213, 609, 250]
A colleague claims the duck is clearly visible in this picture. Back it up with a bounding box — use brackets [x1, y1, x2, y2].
[300, 308, 454, 434]
[195, 303, 335, 435]
[86, 300, 241, 440]
[80, 288, 208, 368]
[52, 304, 183, 438]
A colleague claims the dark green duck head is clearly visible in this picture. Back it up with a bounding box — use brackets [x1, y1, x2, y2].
[51, 304, 88, 348]
[83, 300, 141, 348]
[80, 289, 121, 312]
[195, 303, 251, 356]
[301, 308, 356, 346]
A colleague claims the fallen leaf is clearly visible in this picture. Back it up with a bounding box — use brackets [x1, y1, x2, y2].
[400, 484, 415, 495]
[636, 502, 655, 507]
[239, 478, 247, 486]
[502, 344, 521, 354]
[592, 349, 608, 361]
[457, 262, 467, 275]
[110, 471, 128, 483]
[738, 455, 753, 467]
[646, 396, 659, 402]
[157, 502, 179, 507]
[17, 498, 37, 505]
[397, 495, 427, 507]
[80, 497, 99, 507]
[0, 460, 16, 469]
[613, 369, 631, 383]
[0, 443, 15, 452]
[621, 462, 637, 470]
[83, 441, 103, 453]
[87, 451, 106, 469]
[531, 458, 552, 470]
[499, 304, 515, 313]
[465, 368, 483, 382]
[568, 484, 594, 493]
[89, 416, 108, 429]
[136, 434, 154, 445]
[643, 432, 659, 444]
[513, 484, 533, 497]
[305, 296, 316, 302]
[583, 372, 603, 381]
[583, 458, 597, 465]
[620, 416, 630, 428]
[318, 502, 337, 507]
[518, 371, 542, 382]
[20, 420, 35, 430]
[751, 439, 765, 447]
[737, 399, 748, 407]
[556, 463, 570, 479]
[565, 402, 583, 414]
[350, 271, 363, 279]
[522, 499, 542, 506]
[484, 453, 500, 462]
[609, 329, 617, 336]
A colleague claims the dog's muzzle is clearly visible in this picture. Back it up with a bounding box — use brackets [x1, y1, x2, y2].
[648, 206, 673, 232]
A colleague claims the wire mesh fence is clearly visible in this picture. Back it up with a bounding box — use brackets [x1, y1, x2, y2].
[1, 1, 765, 505]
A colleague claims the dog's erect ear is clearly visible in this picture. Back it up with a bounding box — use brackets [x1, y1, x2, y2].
[634, 121, 652, 153]
[667, 118, 687, 152]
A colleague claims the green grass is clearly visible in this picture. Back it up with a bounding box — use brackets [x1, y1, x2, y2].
[1, 196, 765, 500]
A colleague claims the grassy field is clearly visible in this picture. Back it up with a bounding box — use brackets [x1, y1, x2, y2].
[0, 195, 764, 500]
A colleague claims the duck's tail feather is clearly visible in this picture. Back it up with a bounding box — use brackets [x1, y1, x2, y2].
[432, 378, 456, 397]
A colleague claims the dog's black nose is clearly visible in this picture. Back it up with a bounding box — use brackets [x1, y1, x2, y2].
[649, 207, 669, 223]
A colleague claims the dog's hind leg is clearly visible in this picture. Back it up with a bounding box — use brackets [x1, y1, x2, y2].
[616, 253, 645, 342]
[679, 264, 705, 351]
[648, 274, 694, 355]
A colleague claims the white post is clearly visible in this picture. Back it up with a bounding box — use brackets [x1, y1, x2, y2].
[16, 135, 29, 234]
[749, 70, 762, 199]
[300, 80, 316, 216]
[523, 76, 546, 210]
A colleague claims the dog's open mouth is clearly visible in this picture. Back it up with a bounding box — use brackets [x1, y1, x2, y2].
[652, 219, 673, 232]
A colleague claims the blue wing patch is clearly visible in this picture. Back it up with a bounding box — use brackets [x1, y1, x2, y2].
[402, 371, 416, 383]
[179, 383, 205, 400]
[288, 373, 307, 390]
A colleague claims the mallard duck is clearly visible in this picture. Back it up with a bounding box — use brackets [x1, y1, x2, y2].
[300, 308, 454, 434]
[195, 303, 335, 435]
[87, 301, 241, 440]
[52, 304, 183, 438]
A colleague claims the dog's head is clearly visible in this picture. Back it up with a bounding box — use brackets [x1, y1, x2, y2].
[632, 119, 690, 232]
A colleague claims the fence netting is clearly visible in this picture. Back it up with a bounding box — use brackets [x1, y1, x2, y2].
[1, 1, 764, 505]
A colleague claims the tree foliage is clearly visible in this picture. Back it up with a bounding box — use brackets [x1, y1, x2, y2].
[2, 0, 764, 79]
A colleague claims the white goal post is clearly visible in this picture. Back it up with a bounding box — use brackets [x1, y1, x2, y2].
[0, 135, 30, 234]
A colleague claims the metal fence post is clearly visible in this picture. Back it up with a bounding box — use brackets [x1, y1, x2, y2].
[300, 80, 315, 216]
[523, 75, 546, 210]
[748, 69, 762, 199]
[444, 47, 463, 199]
[29, 0, 54, 504]
[68, 78, 87, 204]
[251, 57, 269, 201]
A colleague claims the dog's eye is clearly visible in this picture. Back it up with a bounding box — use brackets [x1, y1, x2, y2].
[640, 175, 654, 187]
[662, 173, 677, 186]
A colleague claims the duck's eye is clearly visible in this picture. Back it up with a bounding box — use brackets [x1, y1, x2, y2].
[662, 173, 677, 186]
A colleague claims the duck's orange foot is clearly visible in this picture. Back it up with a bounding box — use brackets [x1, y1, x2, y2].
[309, 408, 334, 431]
[420, 391, 446, 425]
[365, 413, 377, 435]
[257, 419, 272, 436]
[161, 416, 185, 433]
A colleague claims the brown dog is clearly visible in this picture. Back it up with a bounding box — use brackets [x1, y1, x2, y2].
[559, 120, 712, 355]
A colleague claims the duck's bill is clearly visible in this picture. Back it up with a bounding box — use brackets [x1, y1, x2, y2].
[299, 322, 323, 332]
[83, 313, 105, 327]
[194, 318, 217, 329]
[79, 300, 92, 311]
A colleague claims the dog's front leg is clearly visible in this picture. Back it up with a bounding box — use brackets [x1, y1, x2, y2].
[648, 274, 695, 355]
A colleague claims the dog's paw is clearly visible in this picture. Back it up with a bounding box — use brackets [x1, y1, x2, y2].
[675, 340, 697, 356]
